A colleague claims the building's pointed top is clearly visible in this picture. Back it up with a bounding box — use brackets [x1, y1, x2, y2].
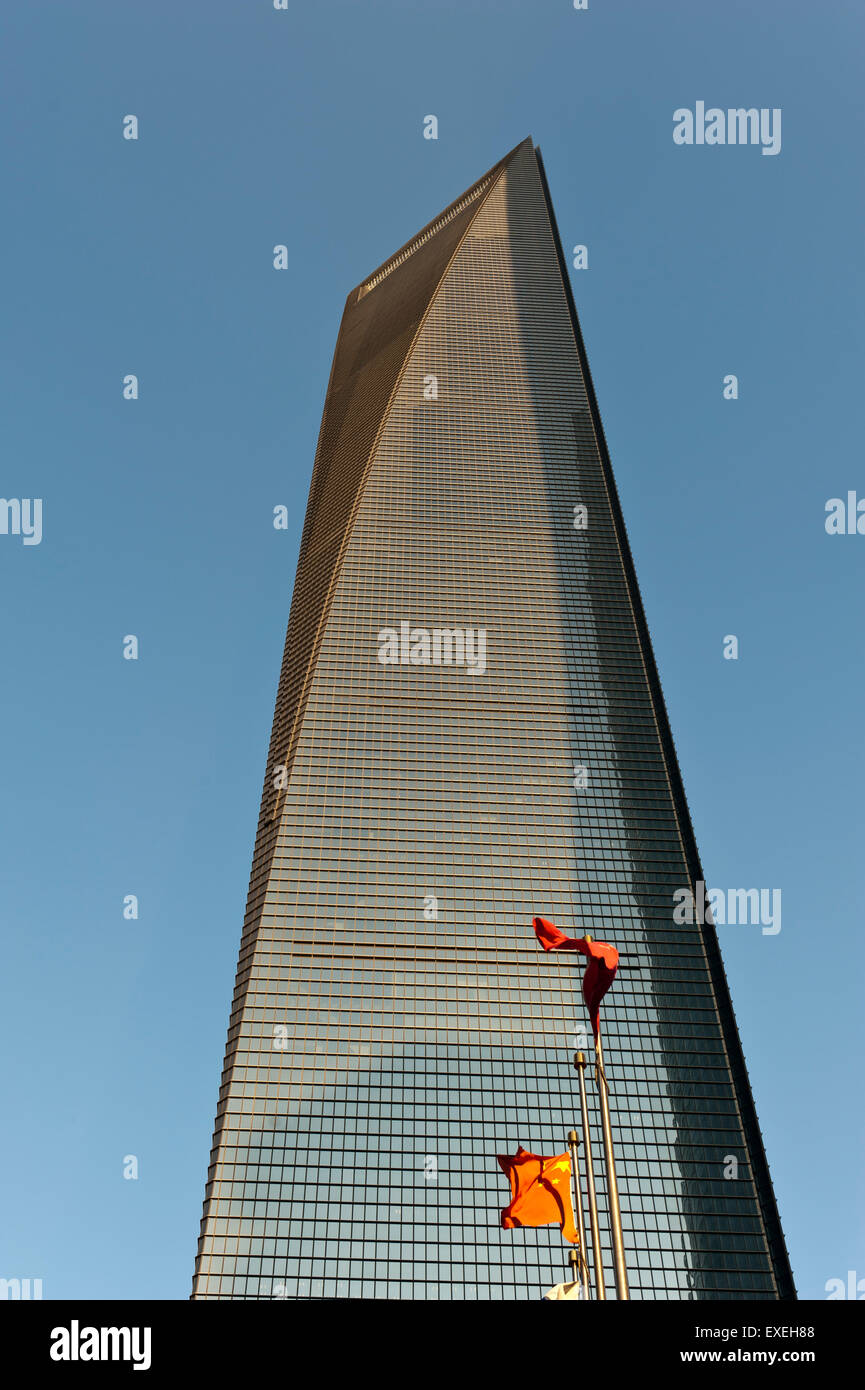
[354, 137, 535, 301]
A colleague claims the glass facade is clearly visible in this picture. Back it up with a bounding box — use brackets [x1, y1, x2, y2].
[192, 138, 794, 1300]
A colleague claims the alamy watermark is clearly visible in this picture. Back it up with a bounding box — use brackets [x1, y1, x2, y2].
[50, 1322, 151, 1371]
[673, 103, 781, 157]
[673, 879, 781, 935]
[1, 1277, 42, 1299]
[377, 622, 487, 675]
[825, 492, 865, 534]
[0, 498, 42, 545]
[825, 1270, 865, 1300]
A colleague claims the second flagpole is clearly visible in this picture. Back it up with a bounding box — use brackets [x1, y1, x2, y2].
[574, 1050, 605, 1300]
[566, 1129, 590, 1299]
[594, 1029, 629, 1300]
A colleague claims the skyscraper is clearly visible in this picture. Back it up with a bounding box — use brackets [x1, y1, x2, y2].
[192, 138, 794, 1301]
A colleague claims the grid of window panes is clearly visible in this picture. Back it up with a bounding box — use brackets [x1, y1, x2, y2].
[192, 141, 790, 1299]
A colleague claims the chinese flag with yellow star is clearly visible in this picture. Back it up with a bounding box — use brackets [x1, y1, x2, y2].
[497, 1146, 579, 1244]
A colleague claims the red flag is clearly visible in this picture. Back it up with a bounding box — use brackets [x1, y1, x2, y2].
[497, 1146, 579, 1244]
[532, 917, 619, 1037]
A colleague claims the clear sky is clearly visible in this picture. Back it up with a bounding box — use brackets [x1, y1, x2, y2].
[1, 0, 862, 1302]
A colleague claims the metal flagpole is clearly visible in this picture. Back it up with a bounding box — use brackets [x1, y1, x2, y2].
[594, 1030, 629, 1301]
[581, 931, 629, 1300]
[566, 1129, 590, 1299]
[573, 1051, 605, 1300]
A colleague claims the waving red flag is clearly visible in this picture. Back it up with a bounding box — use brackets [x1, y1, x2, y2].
[532, 917, 619, 1037]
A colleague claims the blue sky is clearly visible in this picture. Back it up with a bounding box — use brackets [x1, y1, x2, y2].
[1, 0, 862, 1301]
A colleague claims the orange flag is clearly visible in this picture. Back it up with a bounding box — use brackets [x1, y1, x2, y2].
[497, 1146, 579, 1244]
